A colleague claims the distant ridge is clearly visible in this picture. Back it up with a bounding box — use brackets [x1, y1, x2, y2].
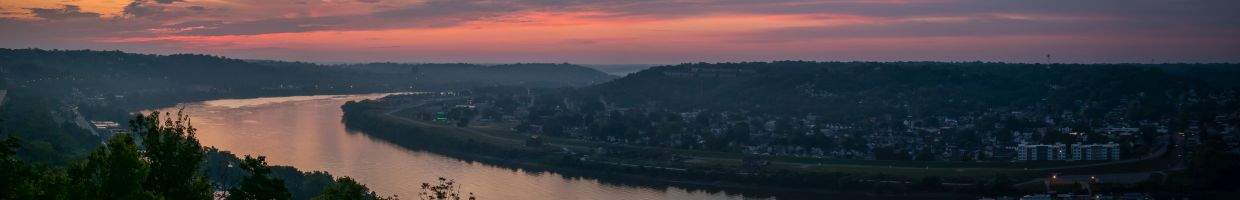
[575, 61, 1240, 117]
[0, 48, 615, 109]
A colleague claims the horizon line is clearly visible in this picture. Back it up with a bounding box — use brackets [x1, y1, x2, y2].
[4, 47, 1238, 66]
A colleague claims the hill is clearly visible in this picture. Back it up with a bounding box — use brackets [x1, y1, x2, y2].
[0, 48, 614, 110]
[577, 61, 1240, 120]
[0, 48, 614, 163]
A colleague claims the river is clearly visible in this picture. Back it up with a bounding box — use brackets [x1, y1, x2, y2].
[159, 93, 759, 200]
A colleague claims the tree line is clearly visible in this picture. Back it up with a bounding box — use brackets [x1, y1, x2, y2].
[1, 111, 472, 200]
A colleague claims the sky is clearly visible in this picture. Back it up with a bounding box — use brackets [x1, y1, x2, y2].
[1, 0, 1237, 64]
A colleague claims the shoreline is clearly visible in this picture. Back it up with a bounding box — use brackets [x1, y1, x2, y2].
[340, 102, 974, 200]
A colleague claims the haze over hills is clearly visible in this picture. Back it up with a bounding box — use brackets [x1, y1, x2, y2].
[331, 62, 615, 87]
[580, 64, 660, 76]
[0, 49, 615, 109]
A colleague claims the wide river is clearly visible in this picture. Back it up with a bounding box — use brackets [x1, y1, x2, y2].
[159, 94, 760, 200]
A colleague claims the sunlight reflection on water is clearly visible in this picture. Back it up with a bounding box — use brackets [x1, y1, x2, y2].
[160, 93, 758, 200]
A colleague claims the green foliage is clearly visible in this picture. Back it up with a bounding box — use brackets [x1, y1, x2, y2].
[131, 111, 213, 200]
[0, 136, 16, 162]
[67, 133, 159, 200]
[2, 111, 214, 200]
[1189, 136, 1240, 191]
[0, 136, 34, 199]
[581, 61, 1240, 118]
[0, 107, 413, 200]
[418, 178, 474, 200]
[0, 136, 74, 200]
[313, 177, 392, 200]
[0, 91, 100, 164]
[269, 167, 337, 200]
[203, 149, 341, 200]
[0, 48, 614, 112]
[227, 155, 292, 200]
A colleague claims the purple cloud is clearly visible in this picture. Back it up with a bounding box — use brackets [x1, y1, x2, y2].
[28, 5, 101, 20]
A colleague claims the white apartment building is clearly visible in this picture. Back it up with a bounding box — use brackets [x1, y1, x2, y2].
[1072, 143, 1121, 161]
[1015, 143, 1068, 161]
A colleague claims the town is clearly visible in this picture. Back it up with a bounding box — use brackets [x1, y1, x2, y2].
[396, 66, 1239, 166]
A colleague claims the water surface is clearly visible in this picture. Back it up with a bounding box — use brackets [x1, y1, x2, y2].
[162, 94, 757, 200]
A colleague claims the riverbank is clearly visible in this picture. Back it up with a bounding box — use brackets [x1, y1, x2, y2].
[173, 93, 784, 199]
[340, 99, 981, 199]
[146, 93, 407, 200]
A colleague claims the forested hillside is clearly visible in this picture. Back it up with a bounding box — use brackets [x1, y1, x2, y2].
[331, 62, 615, 87]
[490, 61, 1240, 162]
[0, 49, 612, 162]
[1, 49, 540, 199]
[579, 61, 1240, 120]
[0, 49, 614, 110]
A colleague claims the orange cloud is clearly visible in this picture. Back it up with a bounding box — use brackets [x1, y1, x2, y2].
[1, 0, 127, 19]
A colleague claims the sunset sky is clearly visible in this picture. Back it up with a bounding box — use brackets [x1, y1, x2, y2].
[2, 0, 1237, 64]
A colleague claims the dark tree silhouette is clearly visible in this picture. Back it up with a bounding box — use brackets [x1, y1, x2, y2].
[227, 155, 293, 200]
[131, 111, 213, 199]
[67, 133, 158, 200]
[313, 177, 394, 200]
[419, 177, 475, 200]
[1189, 136, 1240, 191]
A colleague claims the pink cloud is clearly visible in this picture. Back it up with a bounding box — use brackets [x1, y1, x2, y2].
[2, 0, 1238, 63]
